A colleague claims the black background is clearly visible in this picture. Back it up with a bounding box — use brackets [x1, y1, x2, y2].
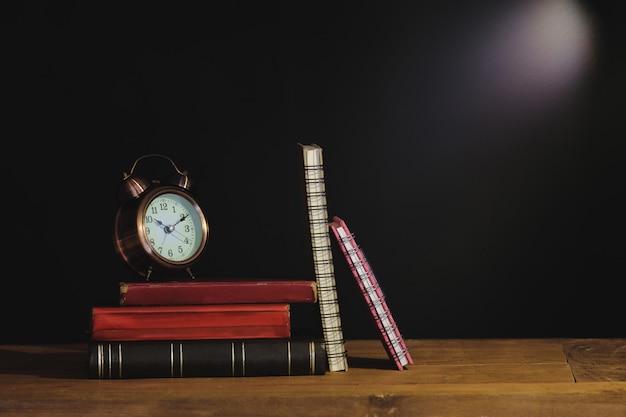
[2, 1, 624, 343]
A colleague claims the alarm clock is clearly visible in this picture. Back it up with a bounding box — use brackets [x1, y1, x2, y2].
[113, 154, 209, 280]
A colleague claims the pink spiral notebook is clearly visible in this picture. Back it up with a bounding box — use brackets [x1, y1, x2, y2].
[329, 216, 413, 370]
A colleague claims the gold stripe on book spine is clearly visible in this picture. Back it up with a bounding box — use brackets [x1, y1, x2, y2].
[169, 343, 174, 378]
[179, 343, 184, 378]
[117, 343, 122, 378]
[309, 341, 315, 375]
[241, 342, 246, 377]
[287, 341, 292, 376]
[230, 342, 235, 376]
[96, 344, 103, 378]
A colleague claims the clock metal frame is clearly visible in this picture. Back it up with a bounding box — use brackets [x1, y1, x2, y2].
[112, 154, 209, 280]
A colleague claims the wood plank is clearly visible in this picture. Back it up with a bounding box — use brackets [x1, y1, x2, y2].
[1, 340, 626, 417]
[563, 338, 626, 382]
[2, 378, 626, 417]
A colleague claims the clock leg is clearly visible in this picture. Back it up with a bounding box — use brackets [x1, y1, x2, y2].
[145, 266, 153, 281]
[186, 267, 196, 280]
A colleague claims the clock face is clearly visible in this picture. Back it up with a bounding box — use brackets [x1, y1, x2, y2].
[142, 191, 207, 264]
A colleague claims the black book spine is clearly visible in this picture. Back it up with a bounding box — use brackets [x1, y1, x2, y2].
[88, 339, 327, 378]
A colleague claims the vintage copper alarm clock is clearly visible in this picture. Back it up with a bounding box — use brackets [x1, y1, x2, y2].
[113, 154, 209, 280]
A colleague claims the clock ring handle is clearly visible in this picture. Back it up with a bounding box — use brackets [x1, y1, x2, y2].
[123, 153, 187, 180]
[118, 154, 192, 203]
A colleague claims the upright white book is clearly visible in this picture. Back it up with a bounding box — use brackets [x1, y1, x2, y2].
[300, 143, 348, 372]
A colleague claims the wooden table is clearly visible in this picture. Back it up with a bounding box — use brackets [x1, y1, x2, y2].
[1, 339, 626, 416]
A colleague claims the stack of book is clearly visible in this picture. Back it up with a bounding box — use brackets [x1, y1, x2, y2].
[88, 279, 328, 378]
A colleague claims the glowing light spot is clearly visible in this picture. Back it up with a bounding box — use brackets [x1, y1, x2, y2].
[470, 0, 594, 122]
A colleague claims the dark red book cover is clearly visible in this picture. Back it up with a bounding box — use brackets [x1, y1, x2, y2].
[119, 279, 318, 305]
[91, 304, 291, 341]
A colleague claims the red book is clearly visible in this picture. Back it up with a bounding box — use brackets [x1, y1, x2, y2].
[119, 279, 317, 305]
[91, 304, 291, 341]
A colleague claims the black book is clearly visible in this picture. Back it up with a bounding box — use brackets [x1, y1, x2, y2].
[88, 338, 327, 379]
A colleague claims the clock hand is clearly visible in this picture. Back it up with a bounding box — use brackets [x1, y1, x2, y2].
[163, 214, 191, 240]
[152, 219, 170, 248]
[165, 231, 189, 243]
[154, 218, 177, 234]
[154, 219, 167, 231]
[172, 214, 189, 227]
[156, 214, 188, 231]
[154, 217, 191, 245]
